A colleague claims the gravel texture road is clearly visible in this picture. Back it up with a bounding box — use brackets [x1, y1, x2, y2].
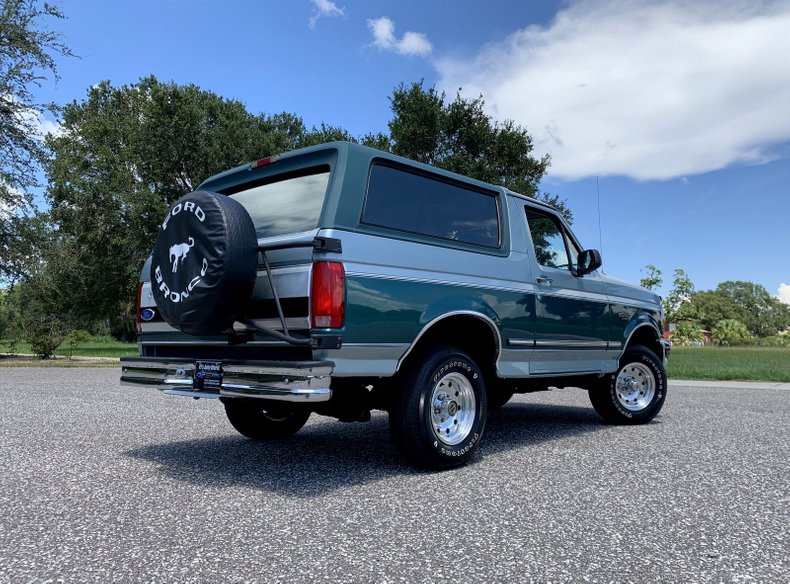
[1, 368, 787, 583]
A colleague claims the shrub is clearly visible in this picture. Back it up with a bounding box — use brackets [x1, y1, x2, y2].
[25, 316, 67, 359]
[65, 329, 90, 358]
[2, 339, 19, 355]
[672, 321, 705, 345]
[712, 319, 752, 346]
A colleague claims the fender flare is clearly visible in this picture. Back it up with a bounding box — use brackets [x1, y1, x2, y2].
[396, 309, 503, 373]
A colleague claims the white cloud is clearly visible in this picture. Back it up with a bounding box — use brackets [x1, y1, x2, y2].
[22, 108, 61, 140]
[309, 0, 344, 29]
[435, 0, 790, 180]
[1, 94, 61, 139]
[778, 283, 790, 305]
[367, 16, 432, 57]
[34, 114, 61, 138]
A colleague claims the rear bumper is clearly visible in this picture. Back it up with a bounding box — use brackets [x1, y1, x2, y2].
[120, 357, 333, 402]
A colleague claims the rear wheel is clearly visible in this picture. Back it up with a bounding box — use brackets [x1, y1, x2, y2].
[223, 399, 311, 440]
[389, 347, 487, 470]
[589, 346, 667, 424]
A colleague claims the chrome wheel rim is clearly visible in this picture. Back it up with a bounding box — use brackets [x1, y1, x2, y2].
[615, 362, 656, 411]
[430, 372, 476, 445]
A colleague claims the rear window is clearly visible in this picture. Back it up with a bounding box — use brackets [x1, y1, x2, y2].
[362, 163, 500, 248]
[227, 166, 330, 239]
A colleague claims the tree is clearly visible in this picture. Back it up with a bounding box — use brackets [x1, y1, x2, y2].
[640, 264, 663, 291]
[714, 281, 790, 337]
[42, 76, 318, 338]
[0, 284, 15, 338]
[712, 319, 751, 346]
[663, 268, 696, 322]
[687, 290, 740, 332]
[670, 321, 704, 346]
[0, 0, 73, 278]
[385, 81, 569, 219]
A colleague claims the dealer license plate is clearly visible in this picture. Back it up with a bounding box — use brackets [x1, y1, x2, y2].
[194, 360, 223, 390]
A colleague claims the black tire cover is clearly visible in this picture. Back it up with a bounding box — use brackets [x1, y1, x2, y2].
[150, 191, 258, 336]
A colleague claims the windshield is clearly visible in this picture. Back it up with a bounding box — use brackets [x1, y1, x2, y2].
[229, 166, 330, 239]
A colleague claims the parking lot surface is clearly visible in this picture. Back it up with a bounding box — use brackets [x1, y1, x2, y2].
[1, 368, 787, 582]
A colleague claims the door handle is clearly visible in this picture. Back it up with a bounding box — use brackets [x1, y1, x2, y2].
[536, 276, 553, 285]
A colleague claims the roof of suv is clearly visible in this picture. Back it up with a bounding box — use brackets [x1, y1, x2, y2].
[198, 140, 561, 215]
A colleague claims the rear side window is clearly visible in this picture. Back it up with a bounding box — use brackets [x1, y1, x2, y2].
[362, 163, 500, 248]
[227, 166, 330, 239]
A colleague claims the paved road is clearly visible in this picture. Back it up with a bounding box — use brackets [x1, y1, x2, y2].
[1, 368, 787, 583]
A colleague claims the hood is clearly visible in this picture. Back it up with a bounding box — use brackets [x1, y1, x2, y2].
[598, 273, 662, 307]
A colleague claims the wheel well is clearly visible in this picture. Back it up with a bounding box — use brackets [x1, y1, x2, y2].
[626, 325, 663, 359]
[399, 315, 499, 379]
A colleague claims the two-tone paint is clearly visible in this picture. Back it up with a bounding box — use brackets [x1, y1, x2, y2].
[132, 141, 664, 392]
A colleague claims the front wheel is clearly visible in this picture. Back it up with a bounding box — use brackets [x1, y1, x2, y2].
[223, 399, 311, 440]
[589, 346, 667, 424]
[389, 347, 487, 470]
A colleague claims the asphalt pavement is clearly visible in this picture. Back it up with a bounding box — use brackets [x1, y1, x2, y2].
[1, 368, 787, 583]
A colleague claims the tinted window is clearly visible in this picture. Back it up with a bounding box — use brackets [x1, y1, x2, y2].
[363, 164, 500, 248]
[228, 167, 330, 238]
[525, 208, 578, 269]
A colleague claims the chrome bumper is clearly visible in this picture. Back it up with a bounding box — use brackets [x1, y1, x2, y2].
[120, 357, 333, 402]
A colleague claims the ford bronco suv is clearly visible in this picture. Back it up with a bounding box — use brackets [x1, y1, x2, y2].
[121, 141, 668, 470]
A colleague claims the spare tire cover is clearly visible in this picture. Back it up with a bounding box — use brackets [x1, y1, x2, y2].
[150, 191, 258, 336]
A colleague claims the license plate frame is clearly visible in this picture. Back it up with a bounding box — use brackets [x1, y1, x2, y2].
[194, 360, 223, 390]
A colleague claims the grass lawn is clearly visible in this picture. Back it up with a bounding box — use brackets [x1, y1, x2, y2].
[2, 338, 137, 359]
[666, 346, 790, 382]
[2, 337, 789, 382]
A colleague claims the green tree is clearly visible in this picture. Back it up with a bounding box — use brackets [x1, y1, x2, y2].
[64, 328, 88, 358]
[0, 0, 73, 278]
[385, 81, 569, 219]
[42, 76, 316, 338]
[640, 264, 663, 291]
[672, 321, 704, 345]
[711, 319, 751, 345]
[714, 281, 790, 337]
[0, 281, 23, 339]
[663, 268, 696, 322]
[0, 285, 12, 338]
[687, 290, 740, 332]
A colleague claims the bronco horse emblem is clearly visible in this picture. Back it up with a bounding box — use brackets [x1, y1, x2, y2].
[169, 237, 195, 273]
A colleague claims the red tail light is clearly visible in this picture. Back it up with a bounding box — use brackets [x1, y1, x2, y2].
[311, 261, 345, 329]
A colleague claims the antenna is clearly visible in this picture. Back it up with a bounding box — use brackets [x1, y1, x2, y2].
[596, 176, 604, 270]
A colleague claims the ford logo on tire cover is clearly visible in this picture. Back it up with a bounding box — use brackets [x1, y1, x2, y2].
[149, 191, 258, 336]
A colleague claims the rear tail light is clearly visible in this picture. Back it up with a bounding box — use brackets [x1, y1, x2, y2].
[311, 261, 345, 329]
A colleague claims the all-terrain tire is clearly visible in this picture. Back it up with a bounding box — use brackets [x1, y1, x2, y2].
[589, 346, 667, 424]
[223, 399, 311, 440]
[389, 347, 487, 470]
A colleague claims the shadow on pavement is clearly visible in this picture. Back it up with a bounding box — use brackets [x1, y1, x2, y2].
[125, 400, 606, 497]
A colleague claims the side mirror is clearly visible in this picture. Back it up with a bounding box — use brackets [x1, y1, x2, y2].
[576, 249, 602, 276]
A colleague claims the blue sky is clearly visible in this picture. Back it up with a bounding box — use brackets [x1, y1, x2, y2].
[32, 0, 790, 302]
